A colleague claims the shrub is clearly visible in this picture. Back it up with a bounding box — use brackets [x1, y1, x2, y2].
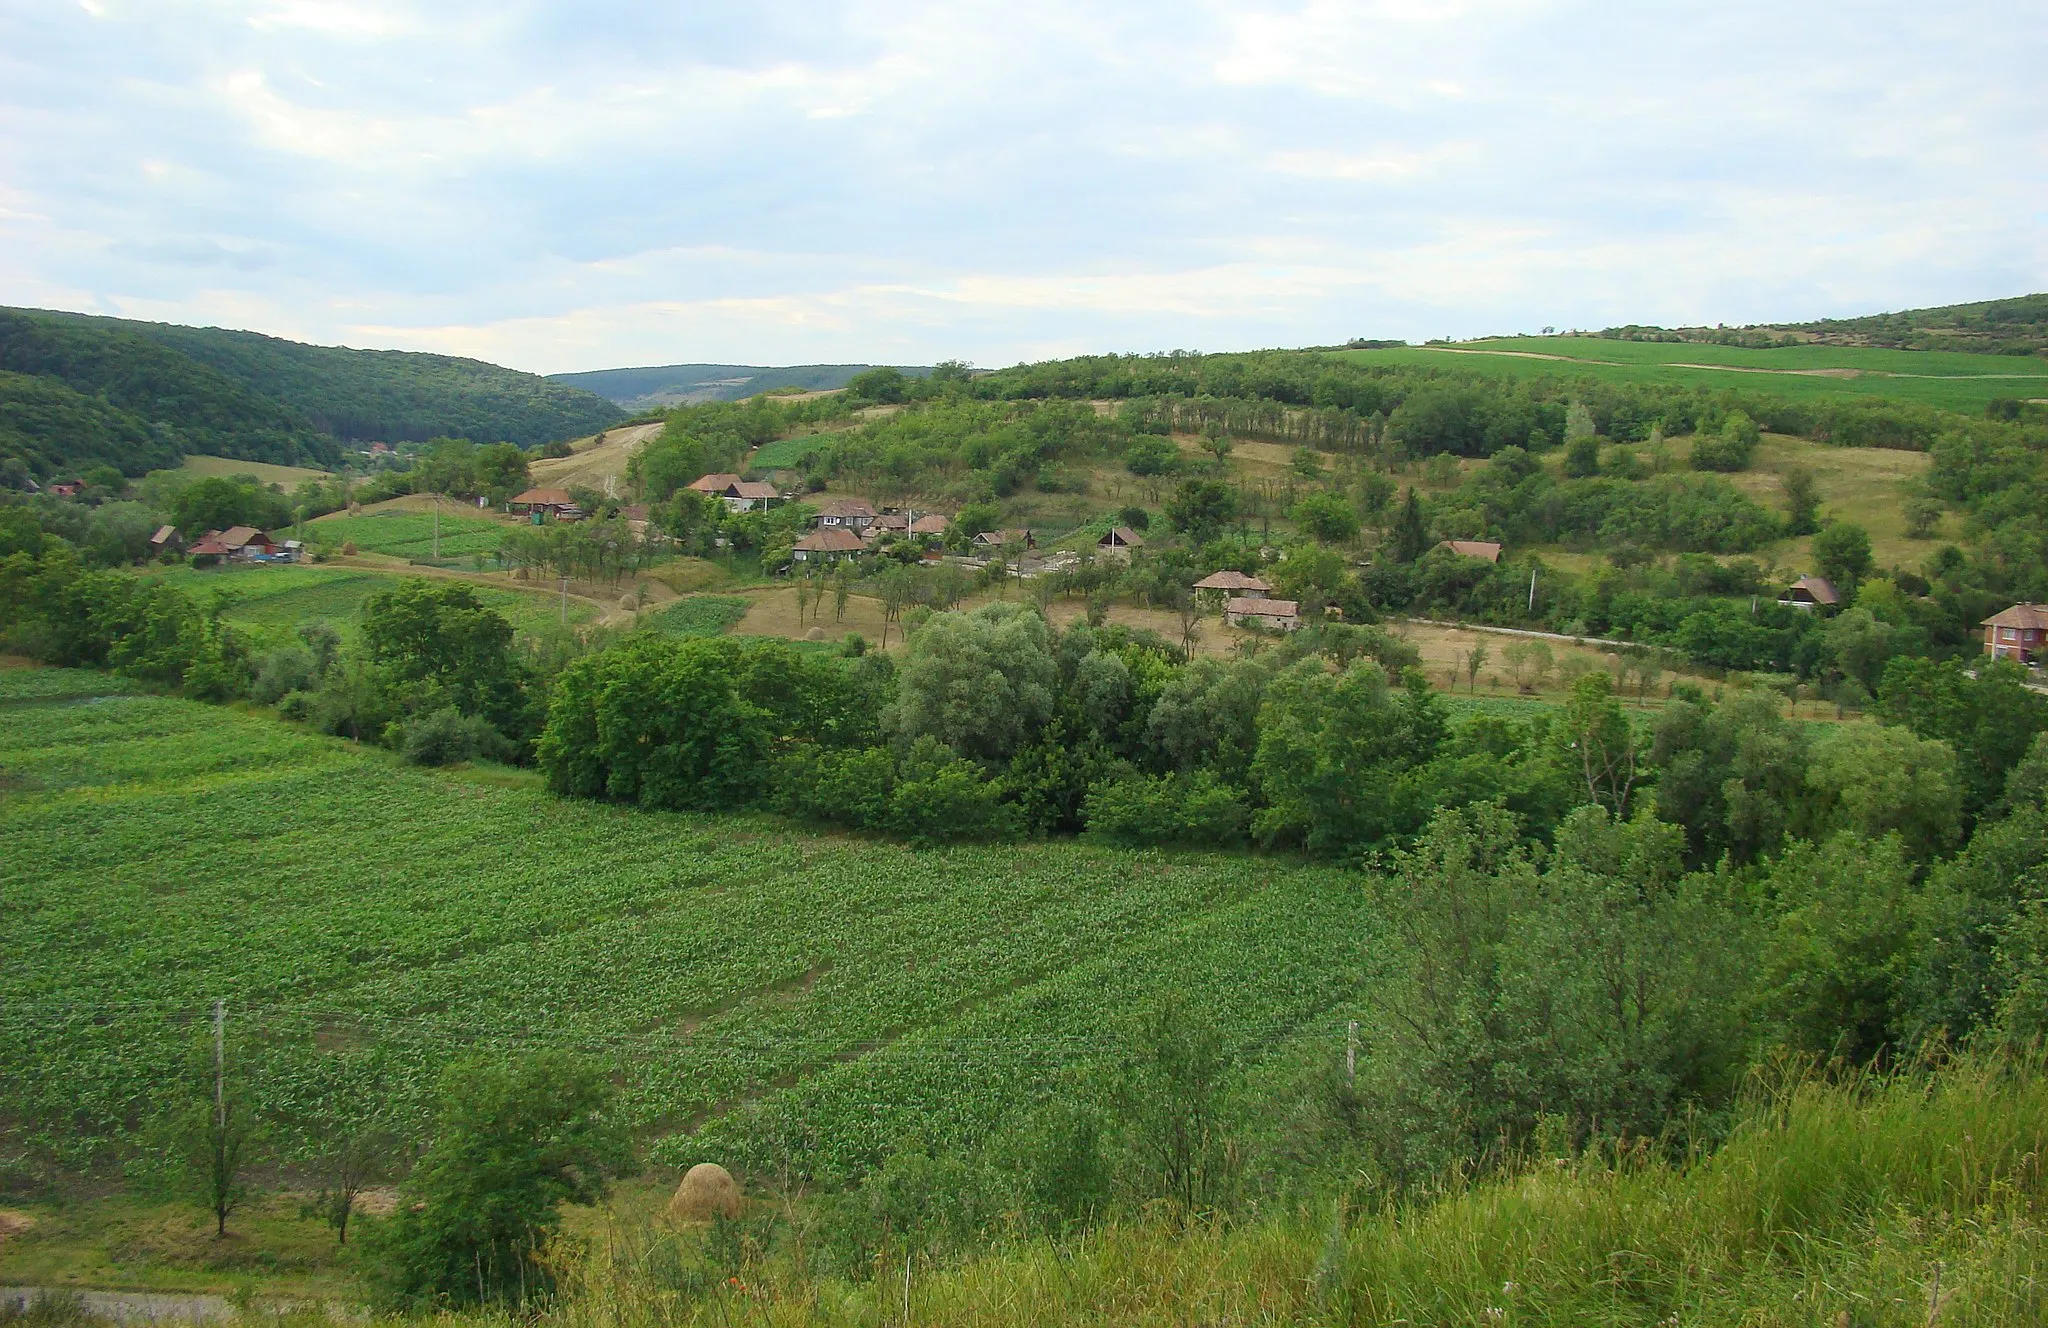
[1081, 771, 1248, 847]
[393, 707, 516, 767]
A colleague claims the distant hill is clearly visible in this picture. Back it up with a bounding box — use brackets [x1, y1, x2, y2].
[1603, 293, 2048, 355]
[553, 363, 928, 410]
[0, 306, 624, 481]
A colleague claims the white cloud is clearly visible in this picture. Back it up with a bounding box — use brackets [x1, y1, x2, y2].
[0, 0, 2038, 369]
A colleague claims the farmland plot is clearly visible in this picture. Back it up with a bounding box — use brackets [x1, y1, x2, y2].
[0, 679, 1374, 1177]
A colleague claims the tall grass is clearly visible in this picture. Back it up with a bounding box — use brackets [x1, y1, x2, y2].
[537, 1057, 2045, 1327]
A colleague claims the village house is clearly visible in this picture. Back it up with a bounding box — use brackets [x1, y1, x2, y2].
[909, 513, 951, 537]
[508, 487, 581, 521]
[973, 528, 1034, 551]
[864, 513, 911, 540]
[1097, 526, 1145, 560]
[1437, 539, 1503, 563]
[47, 477, 84, 498]
[791, 526, 866, 565]
[1227, 596, 1301, 631]
[686, 474, 780, 512]
[1780, 575, 1840, 610]
[149, 524, 181, 554]
[815, 498, 879, 531]
[1194, 569, 1272, 599]
[1983, 604, 2048, 663]
[187, 526, 281, 562]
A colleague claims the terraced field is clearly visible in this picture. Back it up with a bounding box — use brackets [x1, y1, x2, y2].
[0, 674, 1373, 1179]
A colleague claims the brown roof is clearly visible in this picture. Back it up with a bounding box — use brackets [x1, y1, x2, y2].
[1439, 540, 1503, 563]
[1195, 570, 1271, 592]
[687, 473, 744, 493]
[818, 498, 878, 518]
[794, 527, 867, 553]
[1788, 575, 1840, 606]
[511, 487, 574, 506]
[909, 513, 950, 534]
[217, 526, 267, 548]
[1985, 603, 2048, 630]
[188, 537, 230, 556]
[975, 528, 1030, 545]
[729, 480, 779, 500]
[1229, 597, 1300, 618]
[869, 513, 912, 530]
[150, 524, 178, 545]
[1100, 526, 1146, 547]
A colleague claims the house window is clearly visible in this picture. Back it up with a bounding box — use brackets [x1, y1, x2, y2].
[2003, 628, 2018, 640]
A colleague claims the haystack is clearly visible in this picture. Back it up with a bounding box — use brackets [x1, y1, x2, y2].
[806, 626, 827, 641]
[667, 1163, 741, 1223]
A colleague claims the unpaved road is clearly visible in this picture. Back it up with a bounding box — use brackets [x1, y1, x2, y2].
[1, 1287, 232, 1323]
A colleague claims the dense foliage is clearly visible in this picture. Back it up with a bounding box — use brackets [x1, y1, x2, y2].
[0, 305, 622, 480]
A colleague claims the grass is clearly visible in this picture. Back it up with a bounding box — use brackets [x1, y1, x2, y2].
[1329, 338, 2048, 412]
[135, 564, 595, 645]
[305, 508, 508, 560]
[170, 455, 332, 488]
[538, 1057, 2047, 1328]
[749, 434, 833, 470]
[0, 675, 1369, 1191]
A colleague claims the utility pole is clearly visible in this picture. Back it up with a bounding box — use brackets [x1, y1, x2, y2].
[560, 576, 568, 626]
[1346, 1020, 1359, 1086]
[1528, 568, 1537, 615]
[432, 495, 441, 560]
[212, 999, 226, 1133]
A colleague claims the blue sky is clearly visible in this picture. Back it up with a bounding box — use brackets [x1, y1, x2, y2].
[0, 1, 2041, 373]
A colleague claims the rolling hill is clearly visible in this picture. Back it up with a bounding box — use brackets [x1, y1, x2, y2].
[552, 361, 924, 410]
[1601, 291, 2048, 355]
[0, 306, 624, 480]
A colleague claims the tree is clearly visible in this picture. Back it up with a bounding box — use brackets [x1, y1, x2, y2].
[888, 602, 1058, 765]
[302, 1116, 401, 1245]
[1563, 435, 1601, 478]
[1387, 488, 1430, 563]
[1123, 435, 1180, 477]
[1272, 544, 1352, 621]
[145, 1019, 266, 1238]
[1562, 672, 1637, 818]
[1501, 639, 1553, 693]
[1903, 496, 1943, 539]
[1802, 723, 1960, 860]
[1463, 641, 1488, 693]
[1114, 994, 1236, 1218]
[374, 1052, 634, 1309]
[1782, 466, 1820, 536]
[361, 579, 532, 739]
[472, 443, 531, 504]
[847, 367, 909, 403]
[170, 476, 291, 536]
[1293, 491, 1359, 544]
[1811, 521, 1873, 591]
[1165, 480, 1239, 543]
[1250, 660, 1445, 852]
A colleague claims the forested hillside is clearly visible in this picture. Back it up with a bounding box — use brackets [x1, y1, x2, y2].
[0, 306, 623, 480]
[1603, 290, 2048, 354]
[552, 361, 916, 409]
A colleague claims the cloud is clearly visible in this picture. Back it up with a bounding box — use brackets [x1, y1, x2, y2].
[0, 0, 2039, 371]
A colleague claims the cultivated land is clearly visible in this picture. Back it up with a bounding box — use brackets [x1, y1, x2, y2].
[0, 669, 1370, 1185]
[1331, 337, 2048, 411]
[173, 455, 331, 488]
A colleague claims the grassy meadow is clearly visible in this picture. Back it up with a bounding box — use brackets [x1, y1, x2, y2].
[137, 563, 597, 644]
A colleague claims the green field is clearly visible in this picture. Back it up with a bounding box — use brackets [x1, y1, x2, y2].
[0, 678, 1369, 1181]
[1330, 337, 2048, 411]
[139, 563, 596, 644]
[750, 433, 832, 470]
[306, 509, 508, 559]
[652, 594, 752, 637]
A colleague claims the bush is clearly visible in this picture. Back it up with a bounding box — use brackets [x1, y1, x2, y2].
[393, 707, 516, 767]
[1082, 771, 1248, 847]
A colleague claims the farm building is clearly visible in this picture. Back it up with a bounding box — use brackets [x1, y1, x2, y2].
[909, 513, 951, 536]
[685, 474, 780, 512]
[47, 477, 84, 497]
[1984, 604, 2048, 663]
[974, 528, 1034, 551]
[1227, 596, 1301, 631]
[792, 527, 867, 564]
[509, 487, 580, 519]
[1097, 526, 1145, 559]
[816, 498, 879, 531]
[865, 513, 911, 539]
[1437, 540, 1503, 563]
[149, 524, 181, 552]
[187, 527, 281, 561]
[1195, 569, 1272, 598]
[687, 473, 744, 496]
[1780, 575, 1840, 610]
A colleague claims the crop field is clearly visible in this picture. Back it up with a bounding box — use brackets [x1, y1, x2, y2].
[1329, 339, 2048, 412]
[652, 595, 752, 637]
[139, 564, 596, 643]
[0, 678, 1373, 1180]
[305, 509, 509, 559]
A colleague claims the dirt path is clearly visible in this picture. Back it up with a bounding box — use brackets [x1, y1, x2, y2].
[1400, 616, 1639, 652]
[2, 1287, 233, 1323]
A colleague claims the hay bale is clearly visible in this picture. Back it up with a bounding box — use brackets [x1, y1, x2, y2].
[620, 593, 639, 611]
[667, 1163, 741, 1223]
[806, 626, 827, 641]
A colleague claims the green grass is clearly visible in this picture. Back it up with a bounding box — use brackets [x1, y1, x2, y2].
[0, 666, 138, 703]
[137, 564, 595, 644]
[548, 1058, 2048, 1328]
[0, 677, 1369, 1187]
[652, 595, 752, 638]
[749, 434, 832, 470]
[1329, 338, 2048, 412]
[305, 510, 507, 559]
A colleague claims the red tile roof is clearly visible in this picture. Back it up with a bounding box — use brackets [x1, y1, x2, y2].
[1985, 603, 2048, 630]
[795, 527, 866, 552]
[511, 487, 574, 506]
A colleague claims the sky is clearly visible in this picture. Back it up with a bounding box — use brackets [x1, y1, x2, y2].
[0, 1, 2042, 375]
